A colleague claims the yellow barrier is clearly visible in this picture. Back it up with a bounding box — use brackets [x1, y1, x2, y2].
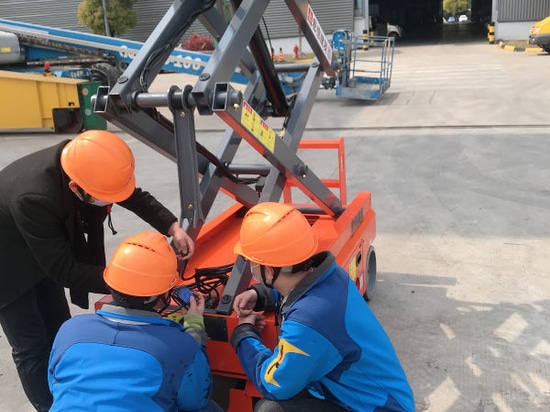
[0, 70, 82, 131]
[487, 22, 495, 44]
[361, 29, 376, 50]
[362, 30, 369, 50]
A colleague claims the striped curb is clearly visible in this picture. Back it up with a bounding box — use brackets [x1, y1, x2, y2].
[498, 41, 542, 53]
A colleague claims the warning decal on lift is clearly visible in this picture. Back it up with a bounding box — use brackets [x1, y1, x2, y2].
[348, 257, 357, 282]
[241, 101, 276, 152]
[306, 4, 332, 64]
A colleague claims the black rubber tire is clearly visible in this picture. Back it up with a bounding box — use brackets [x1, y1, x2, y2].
[53, 108, 83, 134]
[363, 246, 377, 302]
[388, 32, 399, 41]
[115, 60, 129, 73]
[90, 62, 121, 87]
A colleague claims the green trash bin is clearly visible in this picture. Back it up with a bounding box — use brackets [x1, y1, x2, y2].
[77, 81, 107, 130]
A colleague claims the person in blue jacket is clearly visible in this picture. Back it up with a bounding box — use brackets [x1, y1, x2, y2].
[230, 202, 415, 412]
[48, 231, 221, 412]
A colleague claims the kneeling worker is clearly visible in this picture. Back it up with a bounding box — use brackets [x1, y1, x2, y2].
[48, 231, 222, 412]
[231, 202, 415, 412]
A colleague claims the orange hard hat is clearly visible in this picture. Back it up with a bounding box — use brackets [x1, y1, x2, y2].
[104, 231, 178, 297]
[234, 202, 318, 267]
[60, 130, 136, 203]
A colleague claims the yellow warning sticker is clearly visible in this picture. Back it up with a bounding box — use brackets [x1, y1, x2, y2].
[241, 101, 259, 137]
[348, 257, 357, 281]
[241, 101, 276, 152]
[259, 119, 276, 152]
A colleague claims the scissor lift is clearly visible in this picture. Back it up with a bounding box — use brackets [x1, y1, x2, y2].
[92, 1, 377, 410]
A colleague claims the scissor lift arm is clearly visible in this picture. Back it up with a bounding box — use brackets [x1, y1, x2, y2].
[93, 1, 376, 410]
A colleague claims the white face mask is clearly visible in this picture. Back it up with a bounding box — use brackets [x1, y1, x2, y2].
[89, 199, 112, 207]
[74, 188, 112, 207]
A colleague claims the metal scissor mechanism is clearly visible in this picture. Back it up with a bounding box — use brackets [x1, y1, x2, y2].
[93, 1, 376, 410]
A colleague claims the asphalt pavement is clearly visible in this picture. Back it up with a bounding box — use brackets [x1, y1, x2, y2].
[1, 40, 549, 411]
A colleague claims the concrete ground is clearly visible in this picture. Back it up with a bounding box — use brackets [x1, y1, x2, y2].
[1, 39, 549, 411]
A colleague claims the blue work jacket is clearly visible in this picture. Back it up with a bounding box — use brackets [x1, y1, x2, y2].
[231, 252, 415, 411]
[48, 305, 212, 412]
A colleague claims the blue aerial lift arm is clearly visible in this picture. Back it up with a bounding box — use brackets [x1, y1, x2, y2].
[0, 18, 248, 84]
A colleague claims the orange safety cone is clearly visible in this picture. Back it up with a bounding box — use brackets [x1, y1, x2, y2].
[278, 47, 285, 62]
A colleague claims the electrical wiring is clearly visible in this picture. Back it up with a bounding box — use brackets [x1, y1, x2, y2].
[177, 263, 233, 309]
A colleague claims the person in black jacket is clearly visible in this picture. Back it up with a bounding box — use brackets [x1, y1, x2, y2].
[0, 130, 194, 412]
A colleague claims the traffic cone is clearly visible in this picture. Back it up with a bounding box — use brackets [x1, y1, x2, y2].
[278, 48, 285, 62]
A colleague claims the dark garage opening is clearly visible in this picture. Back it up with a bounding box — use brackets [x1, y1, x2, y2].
[370, 0, 492, 44]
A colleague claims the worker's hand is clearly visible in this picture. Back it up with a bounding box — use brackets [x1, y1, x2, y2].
[253, 313, 267, 332]
[233, 289, 258, 317]
[238, 312, 266, 331]
[186, 293, 204, 316]
[168, 222, 194, 259]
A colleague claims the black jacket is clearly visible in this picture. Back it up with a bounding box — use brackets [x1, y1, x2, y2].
[0, 140, 178, 309]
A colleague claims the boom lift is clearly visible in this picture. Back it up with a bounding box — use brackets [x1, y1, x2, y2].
[0, 15, 393, 132]
[0, 16, 393, 99]
[0, 17, 246, 132]
[92, 0, 377, 410]
[0, 18, 248, 86]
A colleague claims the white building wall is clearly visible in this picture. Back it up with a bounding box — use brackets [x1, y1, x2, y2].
[495, 21, 539, 40]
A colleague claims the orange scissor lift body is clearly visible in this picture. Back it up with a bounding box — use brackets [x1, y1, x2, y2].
[92, 1, 376, 411]
[181, 148, 375, 411]
[94, 140, 376, 410]
[181, 140, 375, 410]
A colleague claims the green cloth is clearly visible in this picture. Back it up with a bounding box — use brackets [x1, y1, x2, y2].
[183, 313, 204, 331]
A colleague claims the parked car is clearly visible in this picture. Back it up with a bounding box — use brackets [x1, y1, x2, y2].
[369, 16, 404, 41]
[387, 22, 404, 40]
[459, 15, 469, 23]
[529, 16, 550, 53]
[447, 16, 456, 23]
